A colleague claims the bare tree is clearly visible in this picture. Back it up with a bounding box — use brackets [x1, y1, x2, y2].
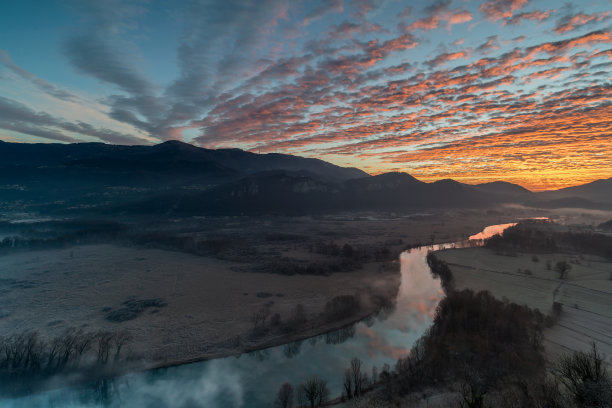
[350, 357, 368, 397]
[251, 307, 271, 334]
[315, 378, 329, 407]
[46, 337, 61, 370]
[113, 330, 132, 362]
[458, 373, 489, 408]
[554, 261, 571, 279]
[75, 332, 95, 363]
[57, 328, 80, 369]
[301, 375, 328, 408]
[274, 382, 294, 408]
[343, 368, 353, 399]
[554, 342, 611, 406]
[23, 332, 43, 372]
[296, 386, 305, 408]
[96, 331, 114, 365]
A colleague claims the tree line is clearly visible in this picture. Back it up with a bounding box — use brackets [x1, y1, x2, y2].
[0, 328, 132, 396]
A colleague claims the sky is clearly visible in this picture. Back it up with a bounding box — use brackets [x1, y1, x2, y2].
[0, 0, 611, 191]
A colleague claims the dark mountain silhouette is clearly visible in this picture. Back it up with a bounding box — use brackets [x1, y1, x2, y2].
[123, 171, 513, 215]
[473, 181, 532, 196]
[536, 178, 612, 206]
[0, 140, 367, 182]
[0, 140, 365, 212]
[0, 140, 609, 215]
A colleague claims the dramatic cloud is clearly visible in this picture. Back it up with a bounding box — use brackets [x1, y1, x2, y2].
[479, 0, 528, 22]
[476, 35, 500, 53]
[0, 51, 77, 102]
[428, 51, 470, 67]
[0, 97, 147, 144]
[504, 10, 553, 26]
[1, 0, 611, 189]
[553, 11, 610, 34]
[402, 0, 472, 32]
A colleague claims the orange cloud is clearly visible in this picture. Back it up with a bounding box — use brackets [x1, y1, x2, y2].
[479, 0, 528, 22]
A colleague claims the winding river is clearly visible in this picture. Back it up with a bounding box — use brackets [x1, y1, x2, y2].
[6, 223, 516, 408]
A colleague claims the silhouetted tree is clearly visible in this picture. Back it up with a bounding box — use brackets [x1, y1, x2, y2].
[554, 343, 611, 407]
[274, 382, 294, 408]
[251, 307, 271, 335]
[113, 330, 132, 361]
[301, 375, 328, 408]
[350, 357, 369, 397]
[342, 243, 354, 258]
[554, 260, 571, 279]
[343, 368, 353, 399]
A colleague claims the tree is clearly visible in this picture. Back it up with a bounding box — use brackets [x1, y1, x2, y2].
[342, 243, 355, 258]
[296, 386, 305, 408]
[113, 330, 132, 361]
[343, 368, 353, 399]
[350, 357, 369, 397]
[554, 342, 612, 406]
[274, 383, 294, 408]
[251, 307, 271, 334]
[458, 371, 490, 408]
[301, 375, 328, 408]
[554, 260, 571, 279]
[96, 331, 114, 364]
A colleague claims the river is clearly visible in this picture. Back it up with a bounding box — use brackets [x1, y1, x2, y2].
[5, 222, 517, 408]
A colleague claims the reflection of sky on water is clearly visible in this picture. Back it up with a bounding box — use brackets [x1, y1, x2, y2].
[6, 223, 516, 408]
[468, 223, 517, 240]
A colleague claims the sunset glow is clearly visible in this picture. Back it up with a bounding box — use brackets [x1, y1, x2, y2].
[1, 0, 610, 190]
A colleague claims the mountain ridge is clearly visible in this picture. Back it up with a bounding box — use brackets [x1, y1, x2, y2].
[0, 140, 609, 215]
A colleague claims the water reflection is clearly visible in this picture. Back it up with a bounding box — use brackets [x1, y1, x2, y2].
[282, 340, 303, 358]
[468, 222, 517, 240]
[324, 325, 356, 345]
[6, 223, 518, 408]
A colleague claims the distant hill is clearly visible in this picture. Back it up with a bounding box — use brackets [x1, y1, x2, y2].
[473, 181, 532, 196]
[536, 178, 612, 206]
[1, 140, 610, 215]
[0, 140, 366, 213]
[0, 140, 367, 182]
[125, 171, 511, 215]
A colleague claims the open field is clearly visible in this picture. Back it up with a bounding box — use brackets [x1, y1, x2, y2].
[0, 244, 400, 368]
[436, 247, 612, 366]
